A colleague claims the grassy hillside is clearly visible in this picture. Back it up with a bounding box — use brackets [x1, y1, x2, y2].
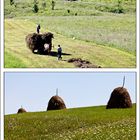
[4, 0, 136, 17]
[5, 104, 136, 140]
[4, 0, 136, 68]
[4, 19, 135, 68]
[29, 14, 136, 54]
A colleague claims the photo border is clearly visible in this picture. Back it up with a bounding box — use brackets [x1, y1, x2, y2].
[1, 0, 140, 140]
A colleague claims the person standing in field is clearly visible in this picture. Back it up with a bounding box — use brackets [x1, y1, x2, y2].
[37, 24, 41, 34]
[57, 45, 62, 60]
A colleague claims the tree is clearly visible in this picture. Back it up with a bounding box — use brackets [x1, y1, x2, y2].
[51, 1, 55, 10]
[117, 0, 124, 13]
[10, 0, 14, 5]
[33, 0, 39, 13]
[33, 4, 39, 13]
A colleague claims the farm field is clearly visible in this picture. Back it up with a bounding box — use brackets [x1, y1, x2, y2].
[4, 0, 136, 68]
[5, 104, 136, 140]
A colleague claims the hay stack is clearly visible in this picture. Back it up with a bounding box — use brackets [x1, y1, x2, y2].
[17, 107, 27, 114]
[25, 32, 54, 54]
[47, 95, 66, 111]
[106, 87, 132, 109]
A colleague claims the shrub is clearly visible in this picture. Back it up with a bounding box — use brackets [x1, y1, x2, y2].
[33, 3, 39, 13]
[95, 4, 124, 14]
[51, 1, 55, 10]
[42, 2, 46, 9]
[10, 0, 14, 5]
[67, 9, 70, 13]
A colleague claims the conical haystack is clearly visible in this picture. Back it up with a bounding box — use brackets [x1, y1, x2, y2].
[47, 95, 66, 111]
[106, 87, 132, 109]
[17, 107, 27, 114]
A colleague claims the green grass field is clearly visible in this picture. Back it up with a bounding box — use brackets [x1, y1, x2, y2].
[4, 0, 136, 17]
[4, 0, 136, 68]
[5, 104, 136, 140]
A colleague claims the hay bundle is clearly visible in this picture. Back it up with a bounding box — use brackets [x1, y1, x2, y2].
[67, 58, 101, 68]
[17, 107, 27, 114]
[25, 32, 54, 54]
[106, 87, 132, 109]
[47, 95, 66, 111]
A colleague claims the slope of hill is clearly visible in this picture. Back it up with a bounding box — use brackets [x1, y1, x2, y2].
[4, 0, 136, 68]
[4, 19, 135, 68]
[4, 0, 136, 17]
[5, 104, 136, 140]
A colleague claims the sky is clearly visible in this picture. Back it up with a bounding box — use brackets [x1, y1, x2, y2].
[5, 72, 136, 115]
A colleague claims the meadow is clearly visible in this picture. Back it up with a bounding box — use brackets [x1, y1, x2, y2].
[4, 0, 136, 68]
[5, 104, 136, 140]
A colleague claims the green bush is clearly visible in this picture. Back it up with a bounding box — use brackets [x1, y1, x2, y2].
[95, 4, 125, 14]
[33, 3, 39, 13]
[10, 0, 14, 5]
[110, 7, 124, 14]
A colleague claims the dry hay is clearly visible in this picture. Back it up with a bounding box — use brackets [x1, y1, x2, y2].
[25, 32, 54, 54]
[17, 108, 27, 114]
[47, 95, 66, 111]
[67, 58, 101, 68]
[106, 87, 132, 109]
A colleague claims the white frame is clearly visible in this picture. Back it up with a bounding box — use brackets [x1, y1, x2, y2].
[1, 0, 139, 140]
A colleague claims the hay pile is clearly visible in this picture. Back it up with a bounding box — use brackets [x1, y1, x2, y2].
[106, 87, 132, 109]
[47, 95, 66, 111]
[25, 32, 54, 54]
[17, 107, 27, 114]
[67, 58, 101, 68]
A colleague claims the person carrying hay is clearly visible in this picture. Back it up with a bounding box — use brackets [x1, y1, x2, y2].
[36, 24, 41, 34]
[57, 45, 62, 60]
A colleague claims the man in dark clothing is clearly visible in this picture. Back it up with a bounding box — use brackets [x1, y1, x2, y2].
[57, 45, 62, 60]
[37, 24, 41, 34]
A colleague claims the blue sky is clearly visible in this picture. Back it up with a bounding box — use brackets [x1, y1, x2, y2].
[5, 72, 136, 115]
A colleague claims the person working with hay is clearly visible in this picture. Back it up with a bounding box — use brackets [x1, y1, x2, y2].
[57, 45, 62, 60]
[37, 24, 41, 34]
